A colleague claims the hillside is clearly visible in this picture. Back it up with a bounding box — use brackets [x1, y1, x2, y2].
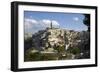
[24, 28, 90, 61]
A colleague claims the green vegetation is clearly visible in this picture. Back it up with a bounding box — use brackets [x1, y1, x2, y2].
[41, 53, 58, 60]
[70, 48, 80, 55]
[67, 48, 80, 55]
[25, 52, 42, 61]
[25, 37, 33, 44]
[24, 46, 81, 61]
[54, 45, 65, 52]
[83, 14, 90, 31]
[24, 37, 33, 52]
[24, 50, 58, 61]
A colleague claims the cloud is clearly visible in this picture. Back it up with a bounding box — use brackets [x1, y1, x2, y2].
[42, 19, 51, 25]
[52, 20, 60, 26]
[40, 19, 60, 28]
[24, 18, 38, 29]
[24, 18, 60, 33]
[25, 18, 38, 24]
[40, 19, 51, 27]
[73, 17, 79, 21]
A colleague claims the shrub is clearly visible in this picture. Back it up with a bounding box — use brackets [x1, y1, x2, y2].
[25, 51, 42, 61]
[71, 48, 80, 55]
[54, 45, 65, 52]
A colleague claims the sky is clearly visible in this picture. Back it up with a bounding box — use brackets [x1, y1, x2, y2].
[24, 11, 88, 34]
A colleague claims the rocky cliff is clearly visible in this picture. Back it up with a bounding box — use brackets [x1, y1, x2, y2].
[24, 28, 90, 61]
[32, 28, 90, 57]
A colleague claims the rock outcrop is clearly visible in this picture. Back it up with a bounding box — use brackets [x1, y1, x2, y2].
[24, 27, 90, 61]
[32, 28, 90, 54]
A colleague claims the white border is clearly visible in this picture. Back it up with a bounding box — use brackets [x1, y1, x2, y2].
[18, 5, 96, 68]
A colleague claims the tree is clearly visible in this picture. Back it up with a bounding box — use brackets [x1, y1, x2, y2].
[83, 14, 90, 32]
[83, 14, 90, 58]
[24, 37, 33, 52]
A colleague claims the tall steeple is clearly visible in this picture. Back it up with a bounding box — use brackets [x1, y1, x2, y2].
[50, 21, 52, 29]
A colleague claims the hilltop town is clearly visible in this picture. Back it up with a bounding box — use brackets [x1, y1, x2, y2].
[24, 23, 90, 61]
